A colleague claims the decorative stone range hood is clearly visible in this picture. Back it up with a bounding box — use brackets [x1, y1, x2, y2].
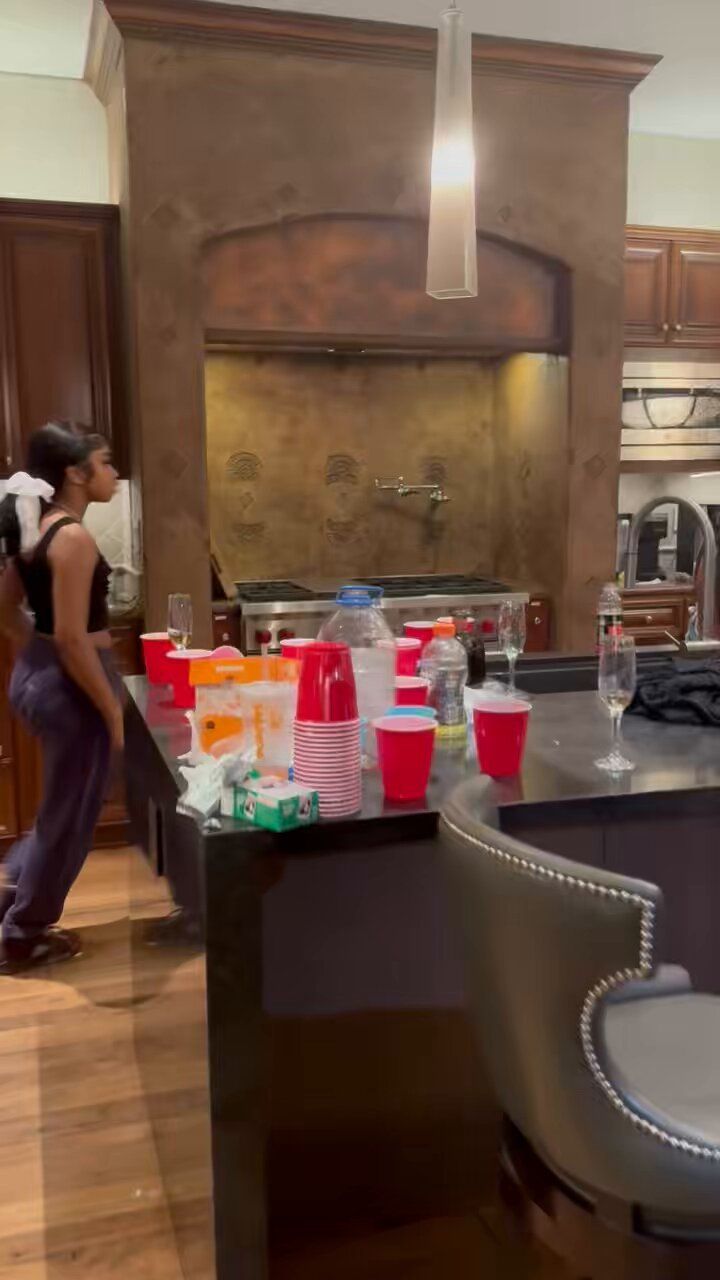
[201, 213, 569, 355]
[90, 0, 659, 650]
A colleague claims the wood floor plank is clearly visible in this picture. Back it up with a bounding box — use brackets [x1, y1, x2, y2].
[0, 849, 567, 1280]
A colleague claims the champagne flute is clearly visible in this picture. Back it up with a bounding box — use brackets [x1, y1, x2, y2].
[167, 593, 193, 651]
[595, 635, 637, 773]
[498, 600, 527, 696]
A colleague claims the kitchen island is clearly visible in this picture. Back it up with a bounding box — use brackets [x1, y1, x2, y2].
[125, 677, 720, 1280]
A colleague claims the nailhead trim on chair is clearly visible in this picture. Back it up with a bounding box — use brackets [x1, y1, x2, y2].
[441, 814, 720, 1162]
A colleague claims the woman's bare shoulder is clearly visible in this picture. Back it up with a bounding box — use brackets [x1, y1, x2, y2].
[46, 521, 97, 562]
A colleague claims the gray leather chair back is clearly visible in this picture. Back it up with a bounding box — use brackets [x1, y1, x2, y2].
[441, 778, 662, 1188]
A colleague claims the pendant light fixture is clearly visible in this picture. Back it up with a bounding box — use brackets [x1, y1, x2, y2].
[426, 0, 478, 299]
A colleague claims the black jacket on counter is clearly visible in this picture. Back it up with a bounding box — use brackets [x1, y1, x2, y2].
[628, 660, 720, 726]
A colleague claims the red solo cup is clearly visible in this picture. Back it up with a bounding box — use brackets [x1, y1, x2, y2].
[403, 621, 435, 653]
[373, 715, 436, 802]
[296, 642, 358, 723]
[395, 637, 422, 676]
[280, 637, 315, 661]
[396, 676, 430, 706]
[165, 649, 212, 709]
[141, 632, 174, 685]
[473, 698, 531, 778]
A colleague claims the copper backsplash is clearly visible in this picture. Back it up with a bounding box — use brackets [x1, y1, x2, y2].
[205, 350, 568, 589]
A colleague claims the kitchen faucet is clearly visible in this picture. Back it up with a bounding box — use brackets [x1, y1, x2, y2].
[625, 495, 716, 639]
[375, 476, 450, 505]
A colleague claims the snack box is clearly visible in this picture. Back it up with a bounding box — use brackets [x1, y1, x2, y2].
[225, 776, 319, 831]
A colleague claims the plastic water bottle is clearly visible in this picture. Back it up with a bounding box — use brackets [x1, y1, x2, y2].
[318, 586, 396, 754]
[596, 581, 623, 652]
[419, 619, 468, 737]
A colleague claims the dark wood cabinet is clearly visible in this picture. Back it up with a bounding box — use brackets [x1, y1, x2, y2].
[0, 199, 126, 474]
[0, 619, 142, 851]
[623, 236, 671, 345]
[620, 586, 695, 647]
[625, 226, 720, 348]
[670, 242, 720, 346]
[525, 595, 552, 653]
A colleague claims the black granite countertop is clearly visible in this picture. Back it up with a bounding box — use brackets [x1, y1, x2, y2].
[125, 677, 720, 846]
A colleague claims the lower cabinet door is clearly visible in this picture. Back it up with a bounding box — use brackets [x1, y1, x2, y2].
[0, 759, 18, 842]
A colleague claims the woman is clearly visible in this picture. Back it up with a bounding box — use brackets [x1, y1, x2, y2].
[0, 422, 121, 971]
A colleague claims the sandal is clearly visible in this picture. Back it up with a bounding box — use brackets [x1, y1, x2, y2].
[0, 927, 83, 973]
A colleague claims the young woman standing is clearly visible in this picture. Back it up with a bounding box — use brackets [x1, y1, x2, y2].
[0, 421, 121, 970]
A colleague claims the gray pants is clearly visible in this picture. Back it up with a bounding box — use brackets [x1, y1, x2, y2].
[2, 635, 117, 943]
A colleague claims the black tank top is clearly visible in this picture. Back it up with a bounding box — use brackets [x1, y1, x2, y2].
[16, 517, 111, 635]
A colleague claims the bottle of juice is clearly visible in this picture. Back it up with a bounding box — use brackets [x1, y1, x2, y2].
[419, 619, 468, 737]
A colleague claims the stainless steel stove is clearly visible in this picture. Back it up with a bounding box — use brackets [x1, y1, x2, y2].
[234, 574, 528, 652]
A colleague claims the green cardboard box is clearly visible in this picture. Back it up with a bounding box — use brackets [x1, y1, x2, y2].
[230, 777, 319, 831]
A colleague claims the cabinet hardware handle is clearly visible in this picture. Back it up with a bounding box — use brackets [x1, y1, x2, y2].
[533, 616, 542, 626]
[674, 323, 682, 332]
[646, 615, 653, 623]
[661, 322, 669, 332]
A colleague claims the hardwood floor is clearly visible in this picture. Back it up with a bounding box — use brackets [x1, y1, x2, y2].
[0, 851, 567, 1280]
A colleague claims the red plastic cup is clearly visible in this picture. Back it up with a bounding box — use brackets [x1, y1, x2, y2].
[395, 675, 430, 706]
[395, 637, 422, 676]
[165, 649, 212, 709]
[403, 621, 435, 653]
[280, 637, 315, 662]
[473, 698, 531, 778]
[296, 642, 358, 723]
[373, 715, 437, 802]
[141, 632, 174, 685]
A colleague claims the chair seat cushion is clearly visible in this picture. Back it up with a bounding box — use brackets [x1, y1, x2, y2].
[604, 992, 720, 1149]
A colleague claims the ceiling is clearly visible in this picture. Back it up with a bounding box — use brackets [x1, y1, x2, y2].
[2, 0, 720, 138]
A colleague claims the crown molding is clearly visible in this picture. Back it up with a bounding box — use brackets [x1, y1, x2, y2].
[97, 1, 660, 88]
[86, 0, 124, 105]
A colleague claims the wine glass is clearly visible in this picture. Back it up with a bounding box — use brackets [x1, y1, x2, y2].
[595, 635, 637, 773]
[498, 600, 527, 696]
[167, 593, 193, 651]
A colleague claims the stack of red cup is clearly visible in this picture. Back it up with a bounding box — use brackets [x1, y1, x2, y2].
[292, 642, 362, 818]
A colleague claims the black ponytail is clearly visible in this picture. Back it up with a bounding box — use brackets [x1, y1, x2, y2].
[0, 494, 21, 558]
[0, 421, 104, 559]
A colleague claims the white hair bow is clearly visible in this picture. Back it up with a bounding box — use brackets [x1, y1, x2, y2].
[6, 473, 55, 553]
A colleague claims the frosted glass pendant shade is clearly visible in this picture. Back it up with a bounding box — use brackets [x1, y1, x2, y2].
[426, 4, 478, 300]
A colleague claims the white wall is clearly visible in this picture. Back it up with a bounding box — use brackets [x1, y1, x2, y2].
[628, 133, 720, 230]
[0, 72, 109, 202]
[619, 471, 720, 514]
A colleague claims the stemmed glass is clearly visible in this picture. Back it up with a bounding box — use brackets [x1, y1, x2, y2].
[498, 600, 527, 696]
[595, 635, 637, 773]
[167, 593, 193, 651]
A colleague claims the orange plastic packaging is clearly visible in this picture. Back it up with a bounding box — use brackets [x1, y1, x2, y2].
[189, 655, 299, 687]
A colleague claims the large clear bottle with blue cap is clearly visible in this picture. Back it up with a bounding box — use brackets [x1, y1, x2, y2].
[318, 586, 396, 748]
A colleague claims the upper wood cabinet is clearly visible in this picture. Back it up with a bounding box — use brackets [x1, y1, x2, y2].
[671, 242, 720, 346]
[624, 236, 671, 344]
[625, 226, 720, 348]
[0, 199, 126, 475]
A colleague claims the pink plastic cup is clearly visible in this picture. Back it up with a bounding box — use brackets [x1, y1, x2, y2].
[141, 633, 174, 685]
[395, 676, 430, 706]
[473, 698, 531, 778]
[395, 637, 422, 676]
[165, 649, 212, 709]
[373, 715, 437, 802]
[403, 621, 435, 653]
